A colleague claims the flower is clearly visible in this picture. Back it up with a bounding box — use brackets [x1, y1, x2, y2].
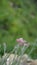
[16, 38, 29, 46]
[16, 38, 24, 43]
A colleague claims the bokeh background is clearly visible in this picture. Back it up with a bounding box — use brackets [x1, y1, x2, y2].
[0, 0, 37, 58]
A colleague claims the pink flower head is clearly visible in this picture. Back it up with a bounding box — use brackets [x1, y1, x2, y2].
[16, 38, 24, 43]
[16, 38, 29, 46]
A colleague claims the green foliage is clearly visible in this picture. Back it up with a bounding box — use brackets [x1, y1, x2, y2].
[0, 0, 37, 56]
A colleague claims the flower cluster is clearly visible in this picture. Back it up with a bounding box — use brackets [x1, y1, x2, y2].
[16, 38, 29, 46]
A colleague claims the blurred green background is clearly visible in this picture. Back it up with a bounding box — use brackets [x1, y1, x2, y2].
[0, 0, 37, 57]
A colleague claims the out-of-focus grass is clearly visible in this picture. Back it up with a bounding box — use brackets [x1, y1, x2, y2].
[0, 0, 37, 57]
[0, 41, 37, 65]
